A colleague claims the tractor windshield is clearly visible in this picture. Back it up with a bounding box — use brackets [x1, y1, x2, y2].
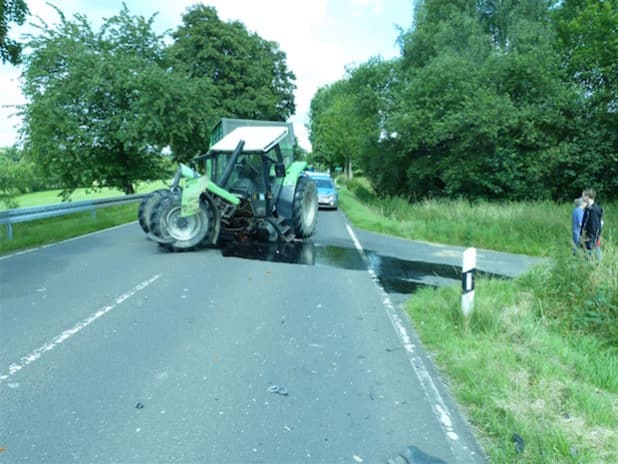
[214, 153, 266, 194]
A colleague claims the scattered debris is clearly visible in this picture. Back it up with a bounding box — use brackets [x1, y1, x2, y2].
[512, 432, 525, 453]
[35, 287, 47, 292]
[283, 425, 292, 431]
[267, 385, 288, 396]
[135, 402, 144, 409]
[353, 454, 363, 462]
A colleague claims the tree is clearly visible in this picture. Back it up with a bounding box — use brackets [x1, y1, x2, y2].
[309, 58, 394, 180]
[167, 5, 296, 122]
[554, 0, 618, 198]
[0, 0, 28, 64]
[0, 146, 36, 208]
[363, 0, 584, 200]
[21, 6, 213, 195]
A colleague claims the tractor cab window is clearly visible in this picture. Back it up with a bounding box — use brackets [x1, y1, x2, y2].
[224, 153, 267, 197]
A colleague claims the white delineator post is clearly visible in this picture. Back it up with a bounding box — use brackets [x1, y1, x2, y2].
[461, 247, 476, 317]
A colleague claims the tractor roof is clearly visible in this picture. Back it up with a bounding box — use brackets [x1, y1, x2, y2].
[209, 126, 289, 153]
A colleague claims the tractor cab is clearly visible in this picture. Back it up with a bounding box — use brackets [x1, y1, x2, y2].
[207, 126, 288, 218]
[138, 120, 318, 252]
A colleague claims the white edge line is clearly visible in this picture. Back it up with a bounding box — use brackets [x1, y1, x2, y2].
[0, 221, 138, 261]
[345, 223, 473, 458]
[0, 274, 160, 383]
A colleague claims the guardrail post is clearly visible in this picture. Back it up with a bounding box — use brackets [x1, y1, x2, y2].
[6, 223, 13, 240]
[91, 208, 97, 219]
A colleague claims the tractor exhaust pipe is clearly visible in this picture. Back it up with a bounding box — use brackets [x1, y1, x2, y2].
[219, 140, 245, 188]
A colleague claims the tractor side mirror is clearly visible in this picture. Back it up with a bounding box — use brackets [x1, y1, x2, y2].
[274, 163, 286, 178]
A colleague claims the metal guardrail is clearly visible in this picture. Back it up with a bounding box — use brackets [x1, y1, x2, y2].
[0, 193, 147, 240]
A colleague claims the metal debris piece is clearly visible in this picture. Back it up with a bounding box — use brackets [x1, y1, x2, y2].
[512, 433, 525, 453]
[267, 385, 288, 396]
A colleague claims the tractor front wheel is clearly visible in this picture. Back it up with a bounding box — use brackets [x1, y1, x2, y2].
[292, 176, 318, 238]
[151, 195, 214, 251]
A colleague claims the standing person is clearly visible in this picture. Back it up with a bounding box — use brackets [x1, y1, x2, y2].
[572, 197, 585, 254]
[580, 189, 603, 260]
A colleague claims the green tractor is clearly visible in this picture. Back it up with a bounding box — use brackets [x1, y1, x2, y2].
[138, 119, 318, 251]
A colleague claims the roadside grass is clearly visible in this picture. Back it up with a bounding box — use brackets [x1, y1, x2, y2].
[408, 278, 618, 463]
[338, 178, 615, 257]
[0, 181, 168, 255]
[0, 203, 139, 255]
[12, 181, 168, 208]
[339, 178, 617, 462]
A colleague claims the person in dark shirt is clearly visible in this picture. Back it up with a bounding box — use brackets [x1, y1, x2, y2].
[580, 188, 603, 260]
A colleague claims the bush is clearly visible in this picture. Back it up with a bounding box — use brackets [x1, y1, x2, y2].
[522, 243, 618, 347]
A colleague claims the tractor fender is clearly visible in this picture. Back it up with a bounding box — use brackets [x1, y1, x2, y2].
[275, 161, 308, 221]
[275, 183, 296, 222]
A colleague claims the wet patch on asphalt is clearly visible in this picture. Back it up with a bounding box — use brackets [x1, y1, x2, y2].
[221, 240, 504, 296]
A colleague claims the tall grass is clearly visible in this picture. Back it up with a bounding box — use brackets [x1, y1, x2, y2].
[339, 177, 615, 257]
[523, 244, 618, 347]
[408, 280, 618, 463]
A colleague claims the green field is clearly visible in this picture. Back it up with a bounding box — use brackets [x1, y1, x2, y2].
[0, 182, 168, 255]
[339, 178, 618, 464]
[12, 181, 168, 208]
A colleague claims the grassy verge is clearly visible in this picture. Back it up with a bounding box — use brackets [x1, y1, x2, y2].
[338, 178, 615, 257]
[339, 179, 617, 463]
[0, 181, 168, 255]
[0, 203, 138, 255]
[409, 274, 617, 463]
[12, 181, 168, 208]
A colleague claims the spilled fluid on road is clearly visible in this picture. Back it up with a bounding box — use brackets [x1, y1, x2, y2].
[221, 240, 501, 295]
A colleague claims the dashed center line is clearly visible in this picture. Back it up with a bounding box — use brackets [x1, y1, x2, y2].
[0, 274, 160, 384]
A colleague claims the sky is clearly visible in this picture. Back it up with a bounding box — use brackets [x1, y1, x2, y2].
[0, 0, 414, 150]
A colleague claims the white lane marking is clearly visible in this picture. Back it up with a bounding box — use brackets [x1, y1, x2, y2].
[0, 221, 138, 261]
[345, 224, 468, 455]
[0, 274, 160, 383]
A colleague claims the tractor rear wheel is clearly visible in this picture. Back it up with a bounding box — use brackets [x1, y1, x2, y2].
[151, 195, 214, 251]
[292, 176, 318, 238]
[138, 189, 169, 234]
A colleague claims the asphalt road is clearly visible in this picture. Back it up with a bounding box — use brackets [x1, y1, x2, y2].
[0, 209, 538, 463]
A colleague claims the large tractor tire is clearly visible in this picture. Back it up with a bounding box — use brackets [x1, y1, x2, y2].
[150, 195, 215, 251]
[138, 189, 169, 234]
[292, 176, 318, 238]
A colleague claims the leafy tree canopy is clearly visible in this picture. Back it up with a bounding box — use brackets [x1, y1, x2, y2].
[0, 0, 29, 64]
[309, 0, 618, 200]
[167, 5, 296, 121]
